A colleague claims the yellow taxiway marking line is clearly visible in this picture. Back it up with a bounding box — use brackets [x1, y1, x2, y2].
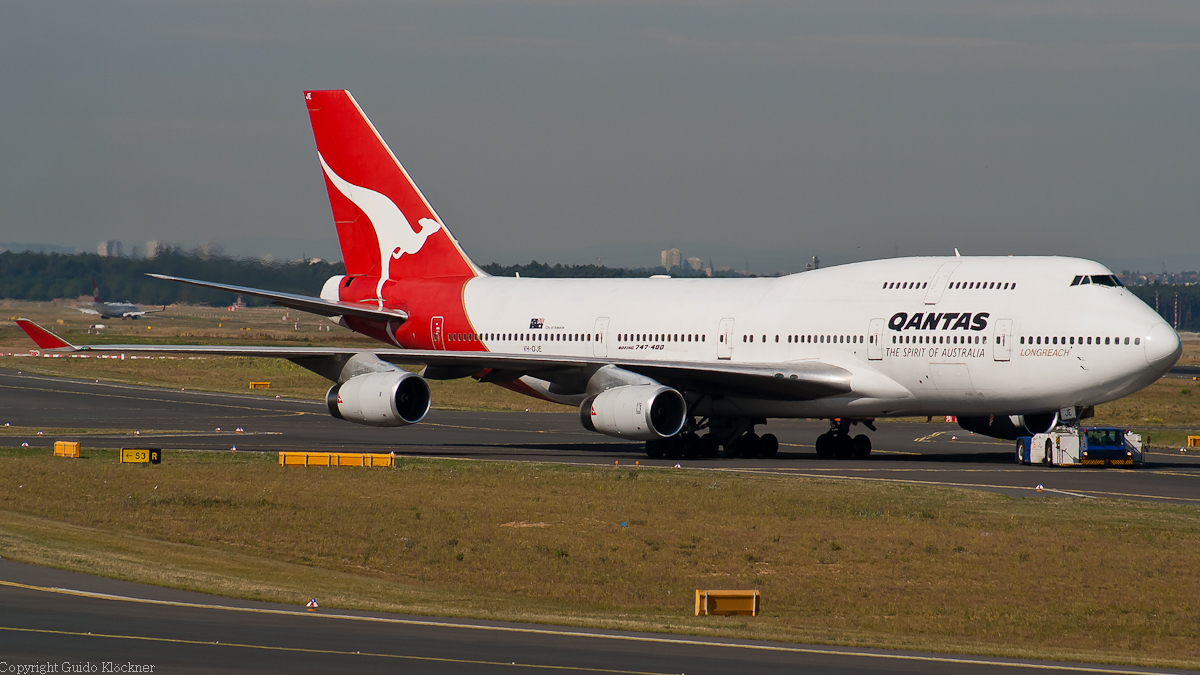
[0, 580, 1180, 674]
[0, 626, 665, 674]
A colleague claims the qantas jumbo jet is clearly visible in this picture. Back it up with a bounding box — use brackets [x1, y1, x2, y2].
[17, 90, 1182, 460]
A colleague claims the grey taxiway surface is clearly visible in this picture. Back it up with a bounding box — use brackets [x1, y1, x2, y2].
[1, 559, 1193, 675]
[2, 368, 1199, 673]
[1, 368, 1197, 505]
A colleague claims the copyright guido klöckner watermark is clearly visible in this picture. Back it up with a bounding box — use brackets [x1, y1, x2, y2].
[0, 663, 155, 674]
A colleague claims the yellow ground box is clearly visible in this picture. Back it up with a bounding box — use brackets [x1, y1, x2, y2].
[249, 381, 271, 389]
[1188, 436, 1200, 448]
[695, 589, 760, 616]
[53, 441, 80, 458]
[120, 448, 161, 464]
[279, 452, 394, 467]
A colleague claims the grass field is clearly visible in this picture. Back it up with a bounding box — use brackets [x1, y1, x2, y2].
[0, 449, 1197, 669]
[3, 301, 1200, 666]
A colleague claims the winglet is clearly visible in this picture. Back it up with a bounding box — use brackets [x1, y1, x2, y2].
[14, 319, 77, 350]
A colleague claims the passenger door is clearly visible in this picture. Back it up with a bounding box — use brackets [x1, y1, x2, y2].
[867, 318, 884, 360]
[923, 262, 961, 305]
[993, 318, 1012, 362]
[717, 318, 735, 360]
[431, 316, 445, 350]
[593, 317, 609, 357]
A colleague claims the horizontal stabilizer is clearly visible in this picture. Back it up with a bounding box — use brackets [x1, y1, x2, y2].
[15, 319, 76, 350]
[147, 274, 408, 323]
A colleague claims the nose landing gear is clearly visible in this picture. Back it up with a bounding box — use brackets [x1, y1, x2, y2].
[815, 418, 874, 459]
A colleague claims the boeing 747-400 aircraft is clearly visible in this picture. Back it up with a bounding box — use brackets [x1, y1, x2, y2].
[18, 90, 1183, 459]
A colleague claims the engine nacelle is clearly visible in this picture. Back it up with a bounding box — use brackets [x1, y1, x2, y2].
[326, 371, 431, 427]
[958, 412, 1059, 440]
[579, 385, 686, 441]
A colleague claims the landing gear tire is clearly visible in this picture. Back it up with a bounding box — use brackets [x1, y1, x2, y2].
[682, 432, 701, 459]
[700, 434, 721, 458]
[664, 435, 685, 460]
[851, 434, 872, 459]
[833, 434, 853, 458]
[815, 433, 834, 459]
[759, 433, 779, 458]
[645, 439, 664, 459]
[741, 433, 762, 459]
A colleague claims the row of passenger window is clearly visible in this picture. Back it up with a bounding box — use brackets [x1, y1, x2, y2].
[949, 281, 1015, 290]
[883, 280, 1018, 290]
[1020, 335, 1138, 346]
[618, 333, 705, 343]
[745, 334, 864, 344]
[892, 334, 985, 345]
[448, 332, 597, 342]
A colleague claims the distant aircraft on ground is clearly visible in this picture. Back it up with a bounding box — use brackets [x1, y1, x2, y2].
[19, 90, 1183, 459]
[75, 280, 166, 319]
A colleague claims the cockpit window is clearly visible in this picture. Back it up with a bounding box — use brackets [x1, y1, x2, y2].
[1071, 274, 1122, 287]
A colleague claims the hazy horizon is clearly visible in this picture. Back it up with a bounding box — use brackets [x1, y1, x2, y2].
[2, 2, 1197, 275]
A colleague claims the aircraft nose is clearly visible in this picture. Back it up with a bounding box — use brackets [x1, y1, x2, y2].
[1144, 322, 1182, 372]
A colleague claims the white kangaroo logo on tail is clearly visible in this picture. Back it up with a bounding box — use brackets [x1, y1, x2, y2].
[319, 154, 442, 299]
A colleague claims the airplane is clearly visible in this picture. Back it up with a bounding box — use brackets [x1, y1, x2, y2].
[75, 280, 167, 319]
[17, 89, 1183, 460]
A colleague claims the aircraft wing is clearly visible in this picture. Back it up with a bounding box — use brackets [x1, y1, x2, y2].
[146, 274, 409, 324]
[15, 319, 855, 401]
[121, 305, 168, 318]
[74, 307, 101, 316]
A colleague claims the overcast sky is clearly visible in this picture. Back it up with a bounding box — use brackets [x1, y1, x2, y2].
[2, 1, 1197, 273]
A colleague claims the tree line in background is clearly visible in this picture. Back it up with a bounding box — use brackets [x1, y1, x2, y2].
[1127, 285, 1200, 333]
[0, 250, 346, 307]
[1, 250, 1196, 332]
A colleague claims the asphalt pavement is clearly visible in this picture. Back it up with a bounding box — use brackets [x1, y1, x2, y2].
[1, 368, 1197, 505]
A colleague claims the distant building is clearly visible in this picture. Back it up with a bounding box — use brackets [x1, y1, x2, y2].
[660, 248, 681, 270]
[686, 257, 703, 271]
[195, 242, 224, 259]
[145, 240, 162, 258]
[97, 240, 123, 257]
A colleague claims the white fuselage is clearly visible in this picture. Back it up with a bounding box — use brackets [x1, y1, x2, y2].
[448, 256, 1179, 419]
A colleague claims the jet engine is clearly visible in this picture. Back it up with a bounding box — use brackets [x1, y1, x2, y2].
[957, 412, 1059, 440]
[326, 371, 432, 427]
[579, 385, 687, 441]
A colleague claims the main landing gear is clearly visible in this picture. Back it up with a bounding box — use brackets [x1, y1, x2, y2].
[814, 418, 874, 460]
[644, 417, 779, 460]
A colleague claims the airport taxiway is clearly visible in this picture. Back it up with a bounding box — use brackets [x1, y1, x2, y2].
[1, 559, 1192, 675]
[1, 368, 1197, 505]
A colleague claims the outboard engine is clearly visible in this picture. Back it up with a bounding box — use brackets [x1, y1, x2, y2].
[579, 385, 686, 441]
[326, 371, 432, 427]
[958, 412, 1059, 440]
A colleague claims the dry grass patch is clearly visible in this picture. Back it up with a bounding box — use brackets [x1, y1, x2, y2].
[0, 450, 1197, 667]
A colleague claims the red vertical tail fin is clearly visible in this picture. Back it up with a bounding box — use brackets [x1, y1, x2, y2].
[304, 90, 481, 283]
